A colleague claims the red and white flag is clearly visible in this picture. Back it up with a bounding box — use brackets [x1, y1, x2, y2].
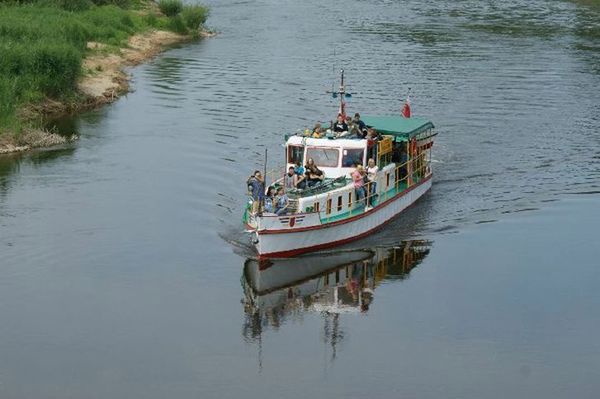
[401, 95, 411, 118]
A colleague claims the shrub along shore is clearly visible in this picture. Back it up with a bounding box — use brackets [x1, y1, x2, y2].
[0, 0, 210, 154]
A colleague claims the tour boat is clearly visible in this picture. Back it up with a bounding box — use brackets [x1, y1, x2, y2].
[243, 71, 437, 258]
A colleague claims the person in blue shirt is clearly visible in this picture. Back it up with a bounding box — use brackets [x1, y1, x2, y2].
[247, 170, 264, 213]
[275, 187, 289, 216]
[294, 161, 306, 189]
[264, 186, 276, 213]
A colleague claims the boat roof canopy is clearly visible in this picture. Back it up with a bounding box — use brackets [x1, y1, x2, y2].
[361, 116, 434, 141]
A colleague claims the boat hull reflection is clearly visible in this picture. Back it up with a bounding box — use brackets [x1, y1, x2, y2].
[242, 241, 432, 321]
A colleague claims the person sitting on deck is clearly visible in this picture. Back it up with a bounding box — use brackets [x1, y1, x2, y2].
[305, 158, 324, 188]
[247, 170, 265, 214]
[274, 187, 289, 216]
[353, 113, 367, 135]
[312, 123, 324, 138]
[365, 158, 379, 207]
[264, 186, 276, 213]
[351, 165, 367, 207]
[333, 114, 348, 136]
[285, 166, 298, 190]
[345, 116, 354, 133]
[294, 161, 306, 189]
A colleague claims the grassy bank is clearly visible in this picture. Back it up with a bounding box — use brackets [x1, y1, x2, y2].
[0, 0, 208, 145]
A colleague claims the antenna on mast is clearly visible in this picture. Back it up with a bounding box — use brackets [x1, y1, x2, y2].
[327, 69, 353, 118]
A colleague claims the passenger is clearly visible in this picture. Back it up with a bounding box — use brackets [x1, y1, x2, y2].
[353, 113, 367, 134]
[366, 128, 379, 160]
[365, 158, 378, 207]
[305, 158, 324, 187]
[285, 166, 298, 190]
[294, 161, 306, 189]
[312, 123, 323, 138]
[352, 165, 366, 207]
[345, 116, 354, 132]
[294, 160, 304, 176]
[247, 170, 264, 214]
[264, 186, 276, 213]
[349, 123, 361, 139]
[274, 187, 289, 216]
[333, 114, 348, 134]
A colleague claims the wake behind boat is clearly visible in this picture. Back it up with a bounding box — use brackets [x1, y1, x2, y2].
[243, 71, 437, 257]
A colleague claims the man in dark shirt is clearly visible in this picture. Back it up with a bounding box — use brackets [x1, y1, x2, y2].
[354, 113, 367, 138]
[333, 114, 348, 133]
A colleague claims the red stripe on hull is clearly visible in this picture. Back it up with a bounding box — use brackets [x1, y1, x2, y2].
[258, 183, 432, 258]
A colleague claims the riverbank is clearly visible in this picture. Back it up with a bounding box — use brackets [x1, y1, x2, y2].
[0, 0, 210, 155]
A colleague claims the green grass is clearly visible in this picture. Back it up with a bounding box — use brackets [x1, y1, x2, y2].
[0, 0, 208, 138]
[158, 0, 182, 17]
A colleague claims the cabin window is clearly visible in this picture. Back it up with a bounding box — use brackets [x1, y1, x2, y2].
[342, 148, 364, 167]
[337, 196, 343, 211]
[348, 192, 352, 208]
[386, 173, 390, 188]
[314, 202, 320, 212]
[326, 198, 332, 215]
[306, 147, 339, 168]
[287, 145, 304, 164]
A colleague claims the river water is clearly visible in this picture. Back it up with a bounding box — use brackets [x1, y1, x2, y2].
[1, 0, 599, 398]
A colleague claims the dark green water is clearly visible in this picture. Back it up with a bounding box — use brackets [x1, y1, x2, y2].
[1, 0, 599, 398]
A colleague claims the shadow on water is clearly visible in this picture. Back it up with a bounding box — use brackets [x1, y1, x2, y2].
[241, 240, 431, 365]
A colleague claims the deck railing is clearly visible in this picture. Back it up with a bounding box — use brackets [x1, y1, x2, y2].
[320, 151, 431, 223]
[247, 150, 432, 222]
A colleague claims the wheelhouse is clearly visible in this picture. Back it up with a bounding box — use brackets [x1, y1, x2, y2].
[285, 136, 368, 179]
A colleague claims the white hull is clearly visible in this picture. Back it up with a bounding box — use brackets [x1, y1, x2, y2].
[256, 176, 432, 257]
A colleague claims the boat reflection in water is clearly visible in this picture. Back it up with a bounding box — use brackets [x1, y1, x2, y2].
[241, 240, 431, 359]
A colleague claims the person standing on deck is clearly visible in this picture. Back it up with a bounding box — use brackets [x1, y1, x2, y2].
[247, 170, 265, 214]
[365, 158, 379, 208]
[352, 165, 366, 207]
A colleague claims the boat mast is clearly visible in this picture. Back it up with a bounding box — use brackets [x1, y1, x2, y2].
[338, 69, 346, 118]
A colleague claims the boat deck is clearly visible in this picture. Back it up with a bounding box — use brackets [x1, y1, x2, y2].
[320, 178, 420, 224]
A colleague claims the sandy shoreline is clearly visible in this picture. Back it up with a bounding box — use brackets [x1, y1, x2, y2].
[0, 29, 213, 155]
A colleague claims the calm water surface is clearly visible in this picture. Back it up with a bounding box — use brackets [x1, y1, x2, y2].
[1, 0, 599, 398]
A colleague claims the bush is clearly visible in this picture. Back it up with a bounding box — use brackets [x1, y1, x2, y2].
[90, 0, 132, 8]
[181, 4, 208, 31]
[158, 0, 182, 17]
[167, 14, 187, 34]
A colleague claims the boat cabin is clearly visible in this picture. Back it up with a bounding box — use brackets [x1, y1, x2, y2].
[285, 116, 435, 180]
[286, 136, 369, 179]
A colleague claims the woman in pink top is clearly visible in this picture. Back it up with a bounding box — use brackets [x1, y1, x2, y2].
[352, 165, 366, 206]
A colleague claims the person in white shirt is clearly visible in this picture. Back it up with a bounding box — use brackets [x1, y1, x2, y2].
[365, 158, 379, 208]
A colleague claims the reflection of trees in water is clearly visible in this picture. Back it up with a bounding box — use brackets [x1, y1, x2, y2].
[241, 241, 432, 363]
[573, 2, 600, 75]
[0, 148, 76, 199]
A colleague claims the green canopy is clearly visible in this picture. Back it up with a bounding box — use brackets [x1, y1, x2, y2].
[361, 116, 434, 141]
